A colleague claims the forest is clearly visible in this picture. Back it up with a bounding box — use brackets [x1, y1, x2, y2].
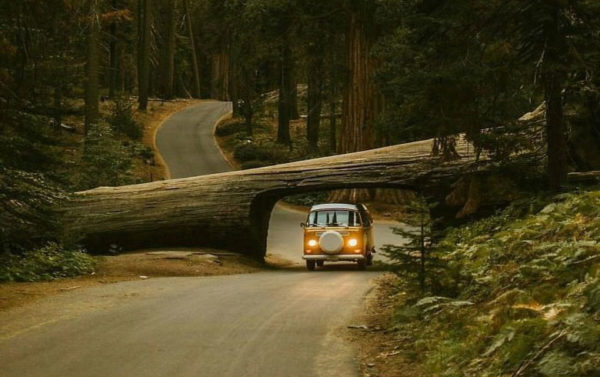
[1, 1, 600, 375]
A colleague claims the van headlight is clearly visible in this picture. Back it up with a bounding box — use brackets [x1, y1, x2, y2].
[308, 239, 318, 247]
[347, 238, 358, 247]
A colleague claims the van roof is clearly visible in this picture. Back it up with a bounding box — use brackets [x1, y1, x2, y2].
[310, 203, 359, 211]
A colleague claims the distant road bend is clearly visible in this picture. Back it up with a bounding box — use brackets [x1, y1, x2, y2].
[0, 101, 402, 377]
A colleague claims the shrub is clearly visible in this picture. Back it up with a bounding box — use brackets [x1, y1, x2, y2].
[76, 122, 134, 190]
[0, 243, 96, 282]
[215, 119, 245, 137]
[109, 98, 142, 140]
[241, 160, 270, 170]
[234, 143, 264, 162]
[0, 167, 68, 254]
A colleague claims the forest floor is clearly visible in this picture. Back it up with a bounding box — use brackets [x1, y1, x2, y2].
[347, 273, 422, 377]
[352, 189, 600, 377]
[0, 250, 269, 312]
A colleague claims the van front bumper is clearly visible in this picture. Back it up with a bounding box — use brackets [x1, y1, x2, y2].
[303, 254, 365, 261]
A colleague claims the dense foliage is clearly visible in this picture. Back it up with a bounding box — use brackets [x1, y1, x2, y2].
[388, 190, 600, 376]
[0, 243, 96, 282]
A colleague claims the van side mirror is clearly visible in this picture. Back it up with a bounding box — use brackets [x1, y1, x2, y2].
[300, 222, 306, 228]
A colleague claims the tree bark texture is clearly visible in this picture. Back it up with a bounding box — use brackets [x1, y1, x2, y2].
[331, 9, 385, 202]
[306, 52, 324, 151]
[138, 0, 152, 110]
[211, 52, 230, 101]
[84, 0, 100, 133]
[183, 0, 201, 98]
[64, 137, 480, 258]
[339, 11, 383, 154]
[161, 0, 177, 99]
[277, 43, 292, 145]
[543, 9, 567, 190]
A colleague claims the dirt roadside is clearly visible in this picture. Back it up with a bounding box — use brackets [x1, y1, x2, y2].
[346, 274, 420, 377]
[0, 101, 262, 314]
[0, 249, 269, 312]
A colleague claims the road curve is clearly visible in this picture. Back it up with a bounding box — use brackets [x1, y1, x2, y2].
[0, 101, 401, 377]
[156, 101, 399, 263]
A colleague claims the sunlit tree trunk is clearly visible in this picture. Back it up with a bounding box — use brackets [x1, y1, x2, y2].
[331, 8, 384, 202]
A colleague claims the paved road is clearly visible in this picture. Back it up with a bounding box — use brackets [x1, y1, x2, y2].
[0, 101, 404, 377]
[157, 101, 399, 264]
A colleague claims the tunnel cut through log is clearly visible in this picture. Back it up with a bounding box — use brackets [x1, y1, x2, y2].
[64, 137, 483, 258]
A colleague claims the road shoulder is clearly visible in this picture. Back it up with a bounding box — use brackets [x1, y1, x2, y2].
[0, 249, 264, 313]
[346, 273, 421, 377]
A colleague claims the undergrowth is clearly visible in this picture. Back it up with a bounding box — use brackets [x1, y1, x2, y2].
[388, 189, 600, 377]
[0, 243, 96, 282]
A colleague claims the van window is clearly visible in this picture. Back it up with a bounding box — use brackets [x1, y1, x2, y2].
[307, 211, 361, 227]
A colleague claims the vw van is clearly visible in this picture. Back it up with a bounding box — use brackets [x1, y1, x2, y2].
[301, 203, 375, 270]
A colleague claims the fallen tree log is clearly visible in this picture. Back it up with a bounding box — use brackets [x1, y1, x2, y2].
[64, 137, 485, 257]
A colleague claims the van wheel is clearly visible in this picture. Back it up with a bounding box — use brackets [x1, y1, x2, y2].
[366, 254, 373, 266]
[316, 260, 324, 267]
[357, 259, 366, 270]
[306, 260, 316, 271]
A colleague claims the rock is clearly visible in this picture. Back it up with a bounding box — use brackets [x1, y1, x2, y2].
[347, 324, 369, 330]
[139, 275, 148, 280]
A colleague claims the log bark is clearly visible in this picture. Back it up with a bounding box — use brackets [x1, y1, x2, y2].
[64, 137, 481, 258]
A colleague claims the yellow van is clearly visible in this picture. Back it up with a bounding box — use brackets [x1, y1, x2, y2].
[301, 203, 375, 270]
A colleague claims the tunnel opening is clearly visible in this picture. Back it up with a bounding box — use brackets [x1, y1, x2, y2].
[249, 184, 427, 268]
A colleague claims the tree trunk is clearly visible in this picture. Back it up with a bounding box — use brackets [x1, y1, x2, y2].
[53, 83, 63, 129]
[328, 58, 338, 152]
[85, 0, 100, 133]
[211, 51, 230, 101]
[229, 55, 241, 117]
[543, 8, 567, 190]
[289, 59, 299, 120]
[331, 9, 383, 202]
[183, 0, 201, 98]
[306, 53, 324, 151]
[108, 0, 120, 99]
[162, 0, 177, 99]
[277, 43, 292, 145]
[329, 98, 337, 152]
[138, 0, 152, 110]
[243, 84, 253, 136]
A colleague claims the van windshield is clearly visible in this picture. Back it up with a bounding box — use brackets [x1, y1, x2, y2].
[307, 211, 361, 227]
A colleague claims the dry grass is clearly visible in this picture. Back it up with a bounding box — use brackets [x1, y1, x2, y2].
[0, 249, 264, 312]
